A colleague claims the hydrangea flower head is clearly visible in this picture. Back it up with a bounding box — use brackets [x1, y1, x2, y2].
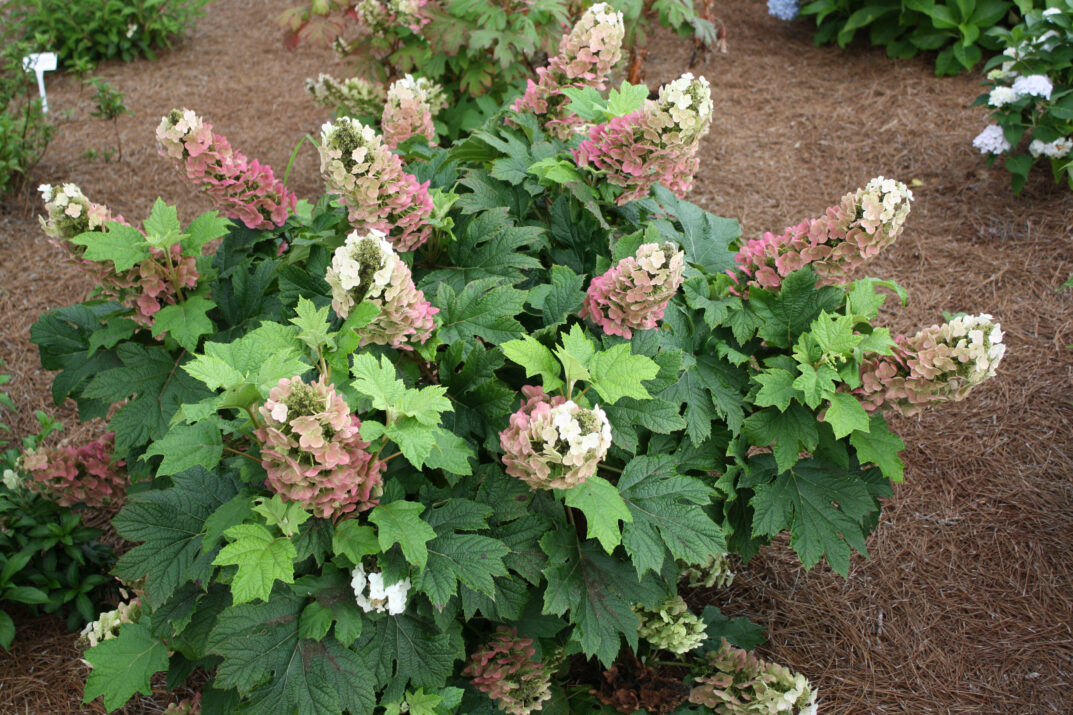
[355, 0, 428, 33]
[768, 0, 800, 20]
[462, 627, 552, 715]
[582, 242, 686, 338]
[988, 86, 1021, 107]
[78, 598, 141, 650]
[634, 595, 708, 654]
[381, 74, 442, 148]
[306, 74, 387, 118]
[689, 639, 818, 714]
[156, 109, 296, 230]
[38, 183, 117, 240]
[22, 432, 126, 508]
[973, 124, 1011, 155]
[734, 177, 912, 292]
[679, 552, 735, 589]
[1011, 73, 1053, 100]
[499, 386, 612, 490]
[1029, 136, 1073, 159]
[858, 313, 1005, 416]
[325, 229, 437, 349]
[318, 118, 433, 251]
[351, 563, 411, 614]
[652, 73, 714, 145]
[254, 376, 383, 519]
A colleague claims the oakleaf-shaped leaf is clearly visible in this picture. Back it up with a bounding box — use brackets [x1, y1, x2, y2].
[563, 476, 632, 553]
[587, 344, 659, 405]
[212, 524, 297, 604]
[370, 501, 437, 568]
[83, 620, 169, 711]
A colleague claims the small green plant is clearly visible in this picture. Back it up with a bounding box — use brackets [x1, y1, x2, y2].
[88, 77, 130, 162]
[0, 39, 53, 196]
[6, 0, 211, 68]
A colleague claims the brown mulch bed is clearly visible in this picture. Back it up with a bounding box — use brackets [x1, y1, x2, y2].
[2, 0, 1072, 713]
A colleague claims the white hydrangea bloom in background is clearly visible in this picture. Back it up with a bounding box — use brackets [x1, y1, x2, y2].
[1029, 137, 1073, 159]
[988, 86, 1020, 107]
[351, 564, 411, 615]
[973, 125, 1010, 155]
[1011, 74, 1053, 100]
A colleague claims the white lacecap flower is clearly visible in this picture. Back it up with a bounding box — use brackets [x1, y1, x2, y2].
[1011, 74, 1053, 100]
[972, 125, 1010, 155]
[351, 564, 411, 615]
[37, 183, 53, 201]
[988, 86, 1021, 107]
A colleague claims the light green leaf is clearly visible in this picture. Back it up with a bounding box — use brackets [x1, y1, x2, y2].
[753, 369, 799, 412]
[212, 523, 298, 604]
[607, 82, 650, 117]
[823, 393, 870, 440]
[299, 601, 334, 641]
[587, 343, 660, 405]
[793, 363, 840, 409]
[555, 323, 595, 390]
[850, 414, 906, 482]
[182, 211, 230, 255]
[144, 198, 181, 239]
[70, 222, 150, 272]
[502, 335, 563, 391]
[369, 501, 437, 568]
[290, 296, 335, 352]
[811, 311, 864, 357]
[386, 417, 437, 469]
[563, 476, 632, 553]
[151, 296, 216, 352]
[351, 353, 407, 411]
[252, 495, 311, 537]
[332, 521, 381, 564]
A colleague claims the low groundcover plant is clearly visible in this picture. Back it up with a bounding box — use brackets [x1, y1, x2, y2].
[24, 10, 1006, 714]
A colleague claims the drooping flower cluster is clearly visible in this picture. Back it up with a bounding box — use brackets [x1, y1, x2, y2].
[134, 243, 200, 326]
[858, 313, 1006, 416]
[499, 386, 612, 490]
[679, 552, 736, 589]
[581, 242, 686, 338]
[354, 0, 429, 33]
[768, 0, 799, 20]
[253, 377, 383, 519]
[163, 695, 202, 715]
[156, 108, 297, 230]
[634, 595, 708, 655]
[306, 73, 386, 118]
[318, 117, 433, 251]
[381, 74, 443, 148]
[733, 176, 913, 292]
[78, 598, 141, 650]
[511, 3, 625, 138]
[351, 563, 411, 615]
[324, 229, 437, 349]
[573, 73, 714, 204]
[689, 640, 818, 714]
[972, 125, 1011, 155]
[462, 628, 553, 715]
[21, 432, 126, 508]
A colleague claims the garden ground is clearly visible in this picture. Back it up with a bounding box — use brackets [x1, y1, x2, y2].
[0, 0, 1071, 712]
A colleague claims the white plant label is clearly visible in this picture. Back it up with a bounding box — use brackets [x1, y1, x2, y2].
[22, 52, 58, 114]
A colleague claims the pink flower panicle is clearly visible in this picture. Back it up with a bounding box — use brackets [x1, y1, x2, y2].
[306, 74, 387, 118]
[156, 108, 297, 230]
[462, 627, 553, 715]
[573, 73, 713, 204]
[734, 176, 913, 292]
[325, 229, 438, 350]
[511, 3, 625, 139]
[499, 386, 612, 490]
[21, 432, 126, 508]
[581, 241, 686, 338]
[858, 313, 1006, 416]
[254, 377, 383, 519]
[318, 117, 434, 252]
[381, 75, 443, 148]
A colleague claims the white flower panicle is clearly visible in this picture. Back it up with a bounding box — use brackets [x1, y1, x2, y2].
[325, 229, 397, 319]
[79, 598, 142, 650]
[973, 125, 1010, 155]
[654, 72, 714, 145]
[545, 402, 613, 469]
[351, 564, 411, 615]
[1029, 136, 1073, 159]
[634, 595, 708, 655]
[927, 313, 1006, 381]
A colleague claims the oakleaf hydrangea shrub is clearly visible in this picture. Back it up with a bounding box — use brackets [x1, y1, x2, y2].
[28, 11, 1006, 711]
[972, 1, 1073, 193]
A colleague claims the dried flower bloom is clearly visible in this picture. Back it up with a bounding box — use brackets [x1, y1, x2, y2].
[318, 118, 433, 251]
[733, 176, 913, 292]
[689, 639, 818, 714]
[156, 108, 296, 230]
[679, 552, 735, 589]
[973, 124, 1011, 155]
[582, 241, 686, 338]
[381, 74, 442, 148]
[22, 432, 126, 508]
[254, 377, 383, 519]
[325, 229, 437, 349]
[463, 627, 552, 715]
[634, 595, 708, 654]
[499, 386, 612, 490]
[512, 3, 625, 138]
[350, 563, 411, 615]
[573, 74, 713, 204]
[163, 695, 202, 715]
[858, 313, 1005, 416]
[78, 598, 141, 650]
[306, 73, 387, 118]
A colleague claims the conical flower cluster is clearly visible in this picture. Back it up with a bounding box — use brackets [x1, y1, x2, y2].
[574, 73, 713, 204]
[306, 73, 386, 118]
[634, 595, 708, 654]
[354, 0, 429, 33]
[858, 313, 1006, 416]
[318, 117, 433, 251]
[679, 552, 735, 589]
[381, 75, 443, 148]
[254, 377, 383, 519]
[325, 229, 438, 349]
[582, 242, 686, 338]
[499, 385, 612, 490]
[512, 2, 625, 138]
[156, 108, 296, 230]
[734, 177, 913, 292]
[134, 244, 199, 325]
[78, 597, 141, 650]
[689, 639, 818, 715]
[22, 432, 126, 508]
[462, 627, 553, 715]
[351, 563, 411, 615]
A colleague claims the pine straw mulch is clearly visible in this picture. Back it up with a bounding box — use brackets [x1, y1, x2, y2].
[1, 0, 1072, 712]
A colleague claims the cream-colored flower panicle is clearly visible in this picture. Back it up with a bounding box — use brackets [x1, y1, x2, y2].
[306, 73, 387, 118]
[690, 639, 818, 714]
[679, 552, 735, 589]
[634, 595, 708, 654]
[78, 598, 142, 650]
[351, 563, 411, 615]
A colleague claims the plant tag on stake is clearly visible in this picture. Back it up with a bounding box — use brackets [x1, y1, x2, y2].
[22, 52, 57, 114]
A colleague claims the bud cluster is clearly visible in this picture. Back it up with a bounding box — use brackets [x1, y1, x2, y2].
[582, 241, 686, 338]
[499, 386, 612, 490]
[254, 377, 383, 519]
[462, 627, 553, 715]
[679, 552, 735, 589]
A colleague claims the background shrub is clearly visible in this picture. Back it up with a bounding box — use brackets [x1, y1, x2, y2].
[0, 40, 53, 196]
